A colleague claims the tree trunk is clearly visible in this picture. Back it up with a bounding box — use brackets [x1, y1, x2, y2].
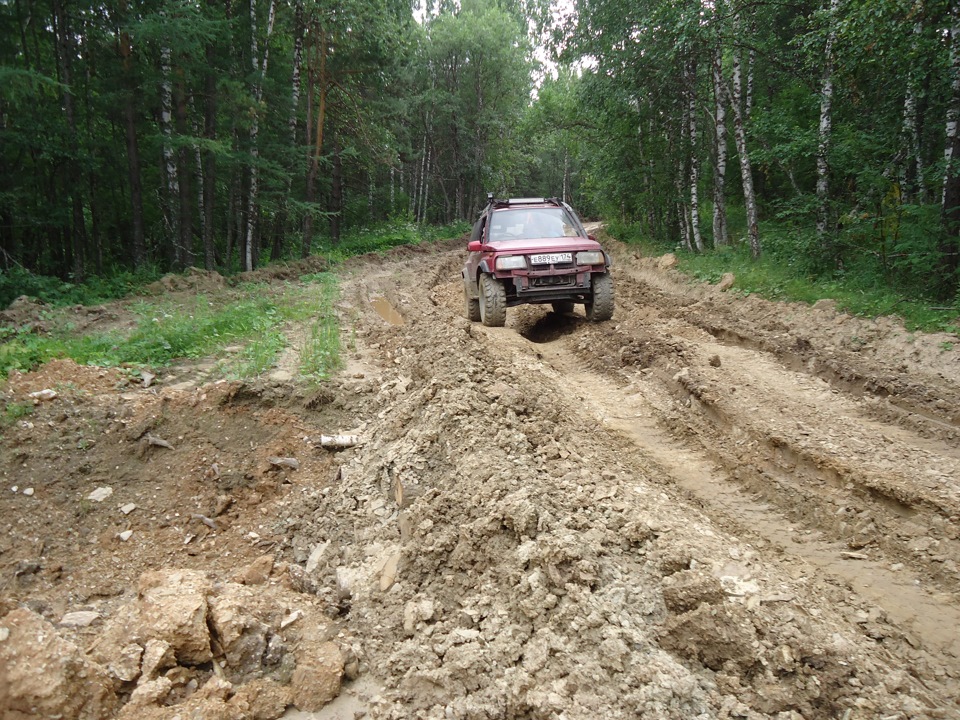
[118, 4, 146, 268]
[330, 136, 343, 244]
[175, 73, 194, 268]
[724, 66, 761, 258]
[816, 0, 838, 252]
[53, 0, 86, 280]
[303, 25, 328, 258]
[160, 42, 180, 267]
[687, 59, 704, 252]
[203, 43, 217, 270]
[941, 0, 960, 296]
[712, 43, 729, 247]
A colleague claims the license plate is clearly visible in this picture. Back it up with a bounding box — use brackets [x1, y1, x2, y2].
[530, 252, 572, 265]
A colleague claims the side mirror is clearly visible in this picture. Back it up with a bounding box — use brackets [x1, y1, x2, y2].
[467, 240, 483, 252]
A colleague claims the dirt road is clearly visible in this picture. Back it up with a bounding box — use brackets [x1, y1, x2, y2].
[2, 233, 960, 719]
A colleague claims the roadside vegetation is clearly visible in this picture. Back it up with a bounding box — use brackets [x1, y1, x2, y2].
[0, 222, 466, 382]
[611, 220, 960, 335]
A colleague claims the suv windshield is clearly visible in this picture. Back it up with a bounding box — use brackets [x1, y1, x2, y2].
[488, 208, 579, 241]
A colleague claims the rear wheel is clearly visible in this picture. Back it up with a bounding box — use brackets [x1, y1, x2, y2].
[551, 301, 575, 314]
[585, 272, 614, 322]
[465, 284, 481, 321]
[479, 274, 507, 327]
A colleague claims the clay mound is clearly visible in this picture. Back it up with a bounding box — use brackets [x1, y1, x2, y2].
[0, 294, 46, 332]
[145, 267, 226, 295]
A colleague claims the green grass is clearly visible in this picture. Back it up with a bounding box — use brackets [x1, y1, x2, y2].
[299, 272, 341, 381]
[2, 400, 33, 427]
[0, 222, 466, 380]
[610, 221, 960, 335]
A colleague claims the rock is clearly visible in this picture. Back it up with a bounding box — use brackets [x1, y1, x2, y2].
[140, 639, 176, 680]
[708, 354, 721, 367]
[0, 608, 118, 719]
[120, 503, 137, 515]
[126, 677, 173, 708]
[234, 554, 275, 585]
[118, 530, 134, 542]
[380, 549, 402, 591]
[28, 389, 58, 401]
[269, 370, 293, 383]
[305, 540, 331, 574]
[717, 272, 735, 291]
[207, 586, 270, 682]
[658, 253, 678, 269]
[661, 569, 726, 614]
[88, 486, 113, 502]
[291, 640, 344, 711]
[22, 487, 34, 496]
[59, 610, 101, 628]
[268, 456, 299, 470]
[94, 569, 214, 669]
[108, 643, 144, 683]
[229, 678, 293, 720]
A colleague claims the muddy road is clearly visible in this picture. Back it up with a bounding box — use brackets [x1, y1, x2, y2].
[2, 232, 960, 719]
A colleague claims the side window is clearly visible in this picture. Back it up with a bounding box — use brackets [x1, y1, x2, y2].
[470, 217, 486, 243]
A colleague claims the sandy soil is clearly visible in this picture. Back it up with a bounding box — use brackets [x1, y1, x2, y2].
[2, 233, 959, 719]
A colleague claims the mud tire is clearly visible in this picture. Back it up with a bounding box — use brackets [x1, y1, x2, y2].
[585, 272, 614, 322]
[552, 301, 575, 314]
[479, 274, 507, 327]
[465, 285, 481, 322]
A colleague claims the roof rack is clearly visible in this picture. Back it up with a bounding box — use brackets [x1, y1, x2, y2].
[485, 195, 563, 209]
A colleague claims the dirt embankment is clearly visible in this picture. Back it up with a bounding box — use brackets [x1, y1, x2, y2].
[1, 236, 959, 719]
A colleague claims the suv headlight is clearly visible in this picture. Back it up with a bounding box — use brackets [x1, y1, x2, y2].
[495, 255, 526, 270]
[576, 251, 604, 265]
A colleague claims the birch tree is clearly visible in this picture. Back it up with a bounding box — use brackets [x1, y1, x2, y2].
[815, 0, 839, 251]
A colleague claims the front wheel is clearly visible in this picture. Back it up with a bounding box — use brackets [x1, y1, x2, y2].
[585, 272, 614, 322]
[479, 274, 507, 327]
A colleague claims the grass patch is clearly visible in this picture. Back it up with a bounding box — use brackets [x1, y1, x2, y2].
[299, 272, 341, 381]
[2, 399, 33, 427]
[609, 221, 960, 334]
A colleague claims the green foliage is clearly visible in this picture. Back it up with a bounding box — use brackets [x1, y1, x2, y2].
[610, 224, 960, 333]
[299, 273, 341, 381]
[2, 400, 33, 427]
[0, 267, 162, 309]
[318, 220, 469, 261]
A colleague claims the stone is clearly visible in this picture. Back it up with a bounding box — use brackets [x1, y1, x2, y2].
[108, 643, 144, 683]
[207, 586, 270, 682]
[291, 640, 344, 711]
[306, 540, 331, 574]
[59, 610, 100, 628]
[127, 677, 173, 708]
[140, 639, 176, 680]
[119, 530, 133, 542]
[380, 550, 402, 591]
[88, 486, 113, 502]
[0, 608, 118, 719]
[269, 370, 293, 383]
[22, 487, 34, 496]
[234, 554, 275, 585]
[658, 253, 678, 269]
[717, 272, 735, 292]
[120, 503, 137, 515]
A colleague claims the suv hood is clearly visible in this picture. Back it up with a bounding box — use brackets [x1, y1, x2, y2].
[487, 237, 602, 254]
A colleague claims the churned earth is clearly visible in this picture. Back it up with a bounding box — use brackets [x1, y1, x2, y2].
[1, 230, 959, 719]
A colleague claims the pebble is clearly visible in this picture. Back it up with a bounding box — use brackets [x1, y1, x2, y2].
[23, 488, 34, 496]
[120, 503, 137, 515]
[87, 487, 113, 502]
[59, 610, 100, 628]
[11, 486, 18, 493]
[118, 530, 133, 542]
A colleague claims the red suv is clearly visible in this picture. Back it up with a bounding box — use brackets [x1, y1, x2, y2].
[462, 196, 614, 326]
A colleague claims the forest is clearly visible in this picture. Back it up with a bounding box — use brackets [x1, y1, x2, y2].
[2, 0, 960, 305]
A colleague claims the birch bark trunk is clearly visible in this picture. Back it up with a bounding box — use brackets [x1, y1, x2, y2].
[687, 59, 704, 252]
[160, 42, 180, 267]
[940, 0, 960, 292]
[816, 0, 838, 250]
[724, 63, 761, 258]
[712, 44, 729, 247]
[244, 0, 276, 271]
